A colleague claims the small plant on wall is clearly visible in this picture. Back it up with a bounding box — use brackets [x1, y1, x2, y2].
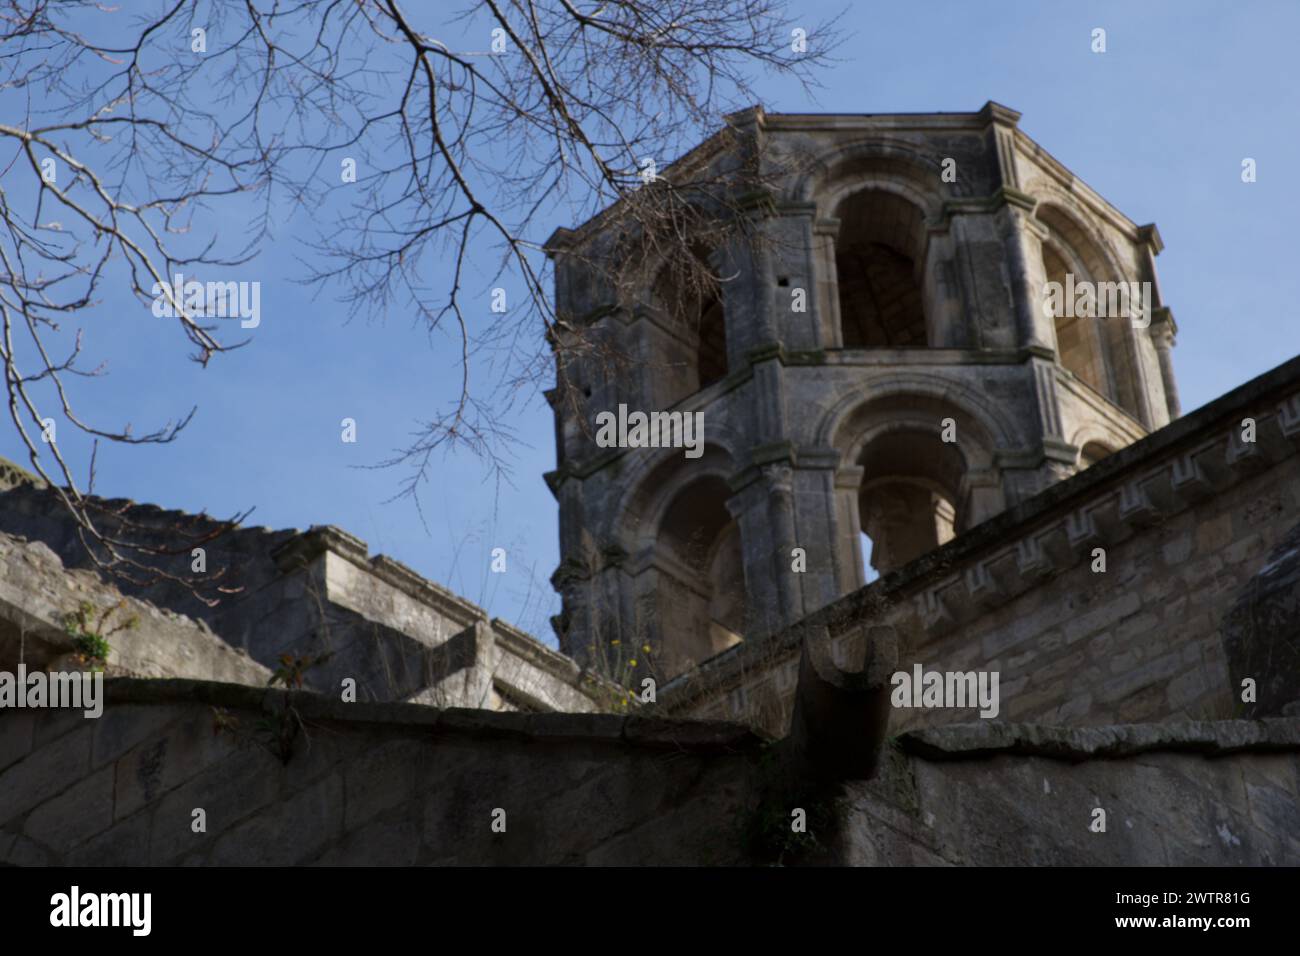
[63, 599, 139, 671]
[268, 651, 328, 690]
[210, 701, 303, 766]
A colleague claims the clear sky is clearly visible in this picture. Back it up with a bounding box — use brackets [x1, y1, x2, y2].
[3, 1, 1297, 646]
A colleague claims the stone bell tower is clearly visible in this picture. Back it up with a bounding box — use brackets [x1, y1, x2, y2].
[543, 101, 1179, 681]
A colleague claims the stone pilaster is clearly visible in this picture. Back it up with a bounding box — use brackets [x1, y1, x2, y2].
[1150, 307, 1181, 420]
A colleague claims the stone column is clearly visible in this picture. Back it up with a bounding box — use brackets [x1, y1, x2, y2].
[786, 448, 846, 611]
[1150, 307, 1181, 420]
[959, 468, 1008, 529]
[833, 465, 866, 592]
[812, 217, 843, 348]
[1003, 200, 1057, 352]
[727, 457, 827, 640]
[724, 474, 783, 639]
[1029, 355, 1078, 484]
[764, 464, 802, 623]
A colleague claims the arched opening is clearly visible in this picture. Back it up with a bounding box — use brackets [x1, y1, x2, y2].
[829, 389, 1009, 595]
[652, 475, 744, 675]
[833, 189, 928, 348]
[652, 245, 728, 398]
[1040, 240, 1111, 397]
[856, 429, 963, 576]
[1078, 441, 1115, 470]
[1035, 203, 1153, 426]
[696, 288, 727, 389]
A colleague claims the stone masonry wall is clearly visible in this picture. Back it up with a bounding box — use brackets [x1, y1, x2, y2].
[0, 680, 765, 866]
[0, 477, 607, 713]
[3, 678, 1296, 865]
[843, 720, 1300, 866]
[662, 356, 1300, 735]
[886, 446, 1298, 730]
[0, 529, 269, 686]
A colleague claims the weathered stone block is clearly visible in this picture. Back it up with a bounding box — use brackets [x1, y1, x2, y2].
[31, 704, 91, 749]
[1099, 650, 1183, 704]
[343, 738, 424, 830]
[113, 707, 240, 820]
[207, 771, 342, 865]
[0, 832, 52, 865]
[1197, 513, 1235, 555]
[0, 723, 92, 824]
[66, 811, 152, 866]
[23, 765, 114, 850]
[92, 704, 177, 769]
[147, 746, 281, 864]
[0, 711, 35, 773]
[315, 816, 421, 866]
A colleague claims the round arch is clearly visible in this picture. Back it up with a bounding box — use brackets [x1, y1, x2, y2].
[832, 188, 931, 348]
[855, 426, 966, 573]
[817, 381, 1015, 584]
[791, 137, 966, 214]
[1034, 201, 1125, 283]
[1034, 200, 1146, 421]
[614, 440, 739, 557]
[1077, 441, 1116, 470]
[817, 374, 1020, 453]
[1029, 195, 1133, 282]
[791, 141, 965, 352]
[612, 443, 746, 679]
[1067, 422, 1130, 471]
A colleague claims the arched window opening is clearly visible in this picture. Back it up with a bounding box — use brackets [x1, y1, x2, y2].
[834, 189, 928, 348]
[1042, 241, 1110, 397]
[1078, 441, 1114, 470]
[696, 289, 727, 389]
[856, 429, 963, 576]
[653, 245, 728, 398]
[653, 475, 744, 675]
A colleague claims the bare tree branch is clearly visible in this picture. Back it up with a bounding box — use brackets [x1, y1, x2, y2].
[0, 0, 841, 598]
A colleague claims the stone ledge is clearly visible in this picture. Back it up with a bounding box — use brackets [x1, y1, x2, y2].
[492, 616, 604, 686]
[96, 678, 767, 755]
[898, 718, 1300, 762]
[272, 524, 494, 631]
[622, 714, 768, 751]
[0, 531, 271, 685]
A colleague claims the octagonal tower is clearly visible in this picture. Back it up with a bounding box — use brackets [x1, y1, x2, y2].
[544, 101, 1179, 681]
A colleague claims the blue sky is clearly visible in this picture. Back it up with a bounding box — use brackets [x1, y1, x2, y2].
[3, 1, 1297, 645]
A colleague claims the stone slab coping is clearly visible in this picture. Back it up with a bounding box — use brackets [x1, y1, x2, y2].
[88, 680, 1300, 767]
[899, 718, 1300, 762]
[95, 678, 767, 755]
